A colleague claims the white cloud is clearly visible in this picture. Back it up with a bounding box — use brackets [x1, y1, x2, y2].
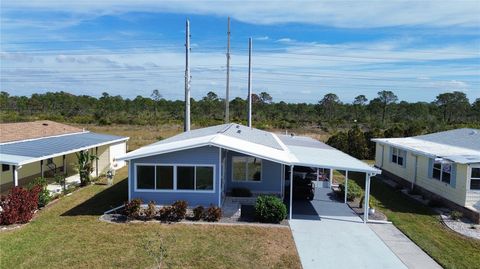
[254, 36, 269, 41]
[3, 0, 480, 28]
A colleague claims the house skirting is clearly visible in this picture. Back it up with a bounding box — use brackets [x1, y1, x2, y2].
[379, 168, 480, 224]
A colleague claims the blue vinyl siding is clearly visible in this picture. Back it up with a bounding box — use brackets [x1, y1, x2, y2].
[225, 151, 282, 194]
[129, 146, 220, 207]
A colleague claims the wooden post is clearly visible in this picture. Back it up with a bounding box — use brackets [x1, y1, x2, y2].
[63, 155, 66, 175]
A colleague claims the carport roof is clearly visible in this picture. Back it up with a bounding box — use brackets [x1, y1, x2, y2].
[118, 123, 380, 174]
[0, 132, 129, 166]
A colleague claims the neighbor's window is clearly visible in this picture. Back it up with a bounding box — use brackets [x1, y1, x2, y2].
[177, 166, 195, 190]
[137, 165, 155, 189]
[432, 161, 441, 180]
[471, 168, 480, 190]
[391, 147, 405, 166]
[432, 160, 451, 184]
[232, 157, 262, 182]
[2, 164, 9, 172]
[156, 166, 174, 190]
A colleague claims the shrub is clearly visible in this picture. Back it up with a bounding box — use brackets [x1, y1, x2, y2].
[408, 187, 421, 195]
[203, 205, 222, 222]
[27, 177, 52, 208]
[450, 211, 463, 221]
[192, 206, 205, 221]
[124, 198, 142, 219]
[0, 186, 41, 225]
[359, 195, 374, 209]
[144, 201, 157, 220]
[171, 200, 188, 220]
[158, 206, 174, 222]
[339, 182, 363, 201]
[255, 195, 287, 223]
[231, 187, 252, 197]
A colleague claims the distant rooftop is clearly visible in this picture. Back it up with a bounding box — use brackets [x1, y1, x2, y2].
[372, 128, 480, 164]
[0, 120, 83, 143]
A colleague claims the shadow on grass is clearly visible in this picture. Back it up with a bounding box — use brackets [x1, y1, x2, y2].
[357, 175, 437, 217]
[61, 177, 128, 216]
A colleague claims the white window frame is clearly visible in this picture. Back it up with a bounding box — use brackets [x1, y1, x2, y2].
[391, 147, 405, 166]
[432, 160, 452, 184]
[231, 156, 263, 183]
[469, 165, 480, 191]
[134, 163, 215, 193]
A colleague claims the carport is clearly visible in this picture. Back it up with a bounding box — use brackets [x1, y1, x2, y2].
[279, 134, 381, 223]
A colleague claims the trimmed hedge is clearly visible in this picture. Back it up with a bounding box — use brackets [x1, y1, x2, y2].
[255, 195, 287, 223]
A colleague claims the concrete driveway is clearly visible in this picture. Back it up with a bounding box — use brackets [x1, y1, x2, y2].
[289, 188, 407, 269]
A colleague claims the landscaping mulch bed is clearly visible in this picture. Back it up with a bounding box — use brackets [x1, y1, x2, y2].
[100, 205, 289, 226]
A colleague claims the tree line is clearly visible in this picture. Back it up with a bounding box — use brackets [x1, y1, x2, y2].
[1, 90, 479, 134]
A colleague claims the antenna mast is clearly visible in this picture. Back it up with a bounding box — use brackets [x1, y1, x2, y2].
[225, 17, 231, 123]
[247, 37, 252, 128]
[184, 19, 191, 132]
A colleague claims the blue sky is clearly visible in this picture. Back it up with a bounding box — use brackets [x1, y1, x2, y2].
[1, 1, 479, 103]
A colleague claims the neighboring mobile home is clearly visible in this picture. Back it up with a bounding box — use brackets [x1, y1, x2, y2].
[117, 123, 381, 221]
[372, 128, 480, 222]
[0, 121, 129, 193]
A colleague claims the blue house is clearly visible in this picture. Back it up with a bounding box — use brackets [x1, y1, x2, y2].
[117, 123, 380, 220]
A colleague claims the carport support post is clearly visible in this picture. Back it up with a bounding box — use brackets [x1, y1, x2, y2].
[289, 165, 294, 220]
[40, 160, 44, 178]
[95, 147, 99, 177]
[363, 173, 371, 223]
[12, 165, 18, 187]
[329, 169, 333, 188]
[344, 170, 349, 204]
[63, 155, 66, 175]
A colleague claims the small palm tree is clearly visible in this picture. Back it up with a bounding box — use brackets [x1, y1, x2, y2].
[76, 150, 98, 186]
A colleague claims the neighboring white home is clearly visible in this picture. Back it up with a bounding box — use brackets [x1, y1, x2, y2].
[372, 128, 480, 223]
[0, 120, 129, 194]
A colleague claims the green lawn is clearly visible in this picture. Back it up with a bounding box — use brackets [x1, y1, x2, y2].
[348, 171, 480, 269]
[0, 168, 301, 269]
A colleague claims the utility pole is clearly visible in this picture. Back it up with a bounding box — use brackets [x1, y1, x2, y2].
[225, 17, 231, 123]
[184, 19, 191, 132]
[247, 37, 252, 128]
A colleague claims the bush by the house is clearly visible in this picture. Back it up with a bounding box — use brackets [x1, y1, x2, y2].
[450, 211, 463, 220]
[124, 198, 142, 219]
[231, 187, 252, 197]
[192, 205, 205, 221]
[339, 182, 363, 201]
[255, 195, 287, 223]
[144, 201, 157, 220]
[359, 195, 374, 209]
[0, 186, 41, 225]
[203, 205, 222, 222]
[158, 206, 174, 222]
[171, 200, 188, 219]
[27, 177, 52, 208]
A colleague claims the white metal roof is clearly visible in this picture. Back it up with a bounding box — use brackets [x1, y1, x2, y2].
[118, 123, 380, 174]
[372, 128, 480, 164]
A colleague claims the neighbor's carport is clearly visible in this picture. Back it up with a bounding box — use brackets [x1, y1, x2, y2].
[278, 134, 381, 223]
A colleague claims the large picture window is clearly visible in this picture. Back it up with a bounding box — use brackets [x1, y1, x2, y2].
[431, 160, 451, 184]
[137, 165, 155, 189]
[232, 157, 262, 182]
[136, 164, 214, 192]
[156, 166, 174, 190]
[471, 167, 480, 190]
[391, 147, 406, 166]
